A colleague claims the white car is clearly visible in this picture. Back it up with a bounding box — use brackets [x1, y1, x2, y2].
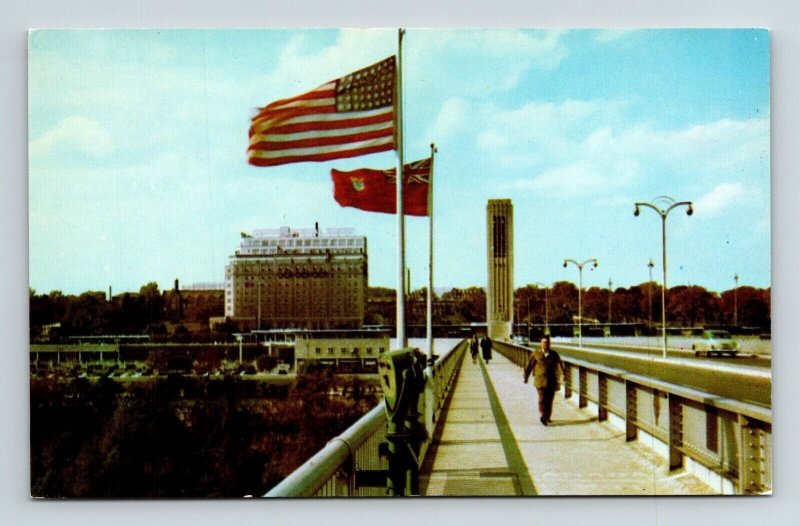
[692, 330, 739, 357]
[512, 335, 531, 346]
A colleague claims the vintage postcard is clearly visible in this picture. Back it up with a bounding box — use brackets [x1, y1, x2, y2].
[28, 28, 771, 497]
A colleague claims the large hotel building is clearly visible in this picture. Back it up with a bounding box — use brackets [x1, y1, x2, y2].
[224, 226, 367, 330]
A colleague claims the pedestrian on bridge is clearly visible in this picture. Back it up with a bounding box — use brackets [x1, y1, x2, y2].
[469, 335, 479, 364]
[480, 335, 493, 364]
[523, 335, 564, 426]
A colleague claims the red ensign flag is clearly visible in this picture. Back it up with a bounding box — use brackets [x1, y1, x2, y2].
[248, 56, 396, 167]
[331, 158, 431, 216]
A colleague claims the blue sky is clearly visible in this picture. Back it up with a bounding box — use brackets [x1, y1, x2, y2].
[28, 28, 770, 296]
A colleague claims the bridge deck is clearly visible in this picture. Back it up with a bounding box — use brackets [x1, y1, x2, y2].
[419, 353, 716, 496]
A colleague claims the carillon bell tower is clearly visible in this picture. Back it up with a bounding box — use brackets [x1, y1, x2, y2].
[486, 199, 513, 340]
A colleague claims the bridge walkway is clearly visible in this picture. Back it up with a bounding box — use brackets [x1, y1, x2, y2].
[419, 352, 716, 496]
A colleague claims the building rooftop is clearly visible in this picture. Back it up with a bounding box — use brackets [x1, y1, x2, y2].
[234, 226, 365, 257]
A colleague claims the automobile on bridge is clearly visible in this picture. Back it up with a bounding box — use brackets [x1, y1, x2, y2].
[512, 334, 531, 346]
[692, 330, 739, 357]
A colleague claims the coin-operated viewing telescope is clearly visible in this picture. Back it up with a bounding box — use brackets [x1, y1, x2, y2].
[377, 347, 428, 496]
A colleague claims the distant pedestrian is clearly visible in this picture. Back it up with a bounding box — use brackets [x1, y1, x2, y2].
[523, 335, 564, 426]
[480, 335, 493, 364]
[469, 335, 479, 364]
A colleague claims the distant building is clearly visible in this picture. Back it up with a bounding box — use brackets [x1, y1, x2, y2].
[486, 199, 514, 340]
[289, 328, 389, 373]
[224, 226, 367, 330]
[164, 280, 225, 324]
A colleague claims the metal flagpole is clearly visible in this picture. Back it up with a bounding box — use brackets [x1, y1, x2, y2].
[426, 144, 437, 366]
[395, 28, 407, 348]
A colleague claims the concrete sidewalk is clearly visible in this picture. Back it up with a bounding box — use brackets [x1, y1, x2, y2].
[420, 352, 716, 496]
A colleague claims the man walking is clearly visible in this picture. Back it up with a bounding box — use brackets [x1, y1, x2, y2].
[469, 334, 479, 364]
[480, 335, 493, 364]
[523, 335, 564, 426]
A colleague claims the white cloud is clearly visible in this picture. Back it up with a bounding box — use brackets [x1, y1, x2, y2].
[458, 95, 768, 200]
[694, 183, 747, 217]
[256, 29, 396, 102]
[29, 115, 114, 159]
[426, 98, 469, 142]
[511, 159, 639, 197]
[405, 29, 568, 98]
[476, 131, 510, 152]
[254, 29, 569, 105]
[471, 98, 629, 171]
[414, 29, 567, 71]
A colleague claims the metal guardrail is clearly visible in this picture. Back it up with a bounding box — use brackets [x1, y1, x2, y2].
[265, 339, 467, 497]
[495, 340, 771, 495]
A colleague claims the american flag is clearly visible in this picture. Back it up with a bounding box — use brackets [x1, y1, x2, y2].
[248, 56, 396, 167]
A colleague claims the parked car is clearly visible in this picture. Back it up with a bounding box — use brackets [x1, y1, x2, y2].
[692, 330, 739, 357]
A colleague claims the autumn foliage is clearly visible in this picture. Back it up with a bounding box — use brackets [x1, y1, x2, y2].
[30, 374, 377, 498]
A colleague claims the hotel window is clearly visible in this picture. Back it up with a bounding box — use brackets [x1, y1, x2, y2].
[366, 347, 373, 354]
[379, 347, 385, 354]
[328, 347, 334, 355]
[341, 347, 347, 355]
[315, 347, 321, 355]
[352, 348, 359, 355]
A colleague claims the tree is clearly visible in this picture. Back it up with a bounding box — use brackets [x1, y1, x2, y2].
[666, 285, 720, 327]
[139, 282, 165, 326]
[613, 285, 645, 323]
[580, 286, 606, 323]
[720, 287, 770, 329]
[172, 324, 191, 343]
[68, 291, 108, 333]
[513, 285, 550, 325]
[547, 281, 578, 324]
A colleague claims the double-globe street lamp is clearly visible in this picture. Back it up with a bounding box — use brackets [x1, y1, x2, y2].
[634, 196, 693, 359]
[563, 259, 598, 348]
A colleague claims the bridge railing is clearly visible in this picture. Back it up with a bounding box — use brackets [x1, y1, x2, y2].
[495, 340, 771, 495]
[265, 339, 467, 497]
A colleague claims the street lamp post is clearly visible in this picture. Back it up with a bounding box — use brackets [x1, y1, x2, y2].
[235, 334, 243, 365]
[525, 295, 531, 339]
[734, 273, 739, 328]
[608, 278, 613, 325]
[634, 196, 693, 359]
[526, 295, 530, 322]
[563, 259, 599, 348]
[531, 282, 550, 336]
[647, 259, 654, 334]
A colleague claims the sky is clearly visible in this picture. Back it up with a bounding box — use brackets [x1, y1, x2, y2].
[28, 28, 771, 296]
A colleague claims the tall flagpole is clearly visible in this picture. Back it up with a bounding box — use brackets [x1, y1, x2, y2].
[396, 28, 407, 348]
[426, 144, 437, 366]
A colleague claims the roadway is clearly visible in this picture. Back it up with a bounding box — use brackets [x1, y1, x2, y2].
[572, 340, 770, 368]
[546, 342, 771, 407]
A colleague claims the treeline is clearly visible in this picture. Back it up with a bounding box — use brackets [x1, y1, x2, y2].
[30, 372, 377, 497]
[30, 279, 771, 341]
[514, 282, 770, 329]
[29, 282, 224, 342]
[367, 282, 770, 329]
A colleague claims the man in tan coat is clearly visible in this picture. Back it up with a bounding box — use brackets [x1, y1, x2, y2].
[523, 335, 564, 426]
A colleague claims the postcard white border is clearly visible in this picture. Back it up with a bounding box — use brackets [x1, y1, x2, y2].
[2, 1, 798, 525]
